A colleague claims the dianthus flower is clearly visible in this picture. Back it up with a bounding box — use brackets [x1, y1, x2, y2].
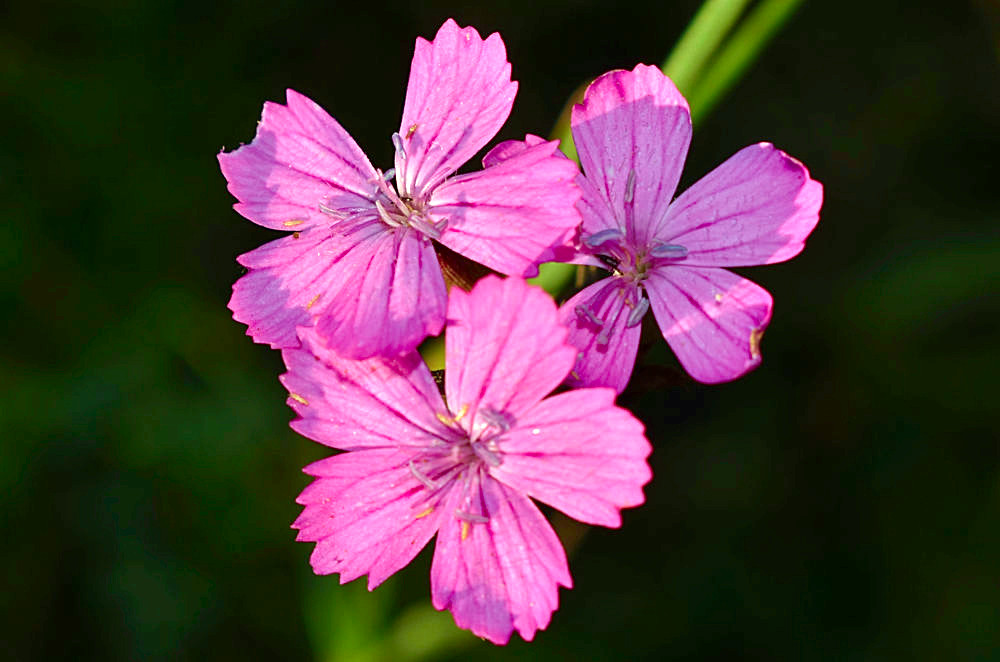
[559, 64, 823, 390]
[219, 19, 581, 359]
[282, 276, 651, 644]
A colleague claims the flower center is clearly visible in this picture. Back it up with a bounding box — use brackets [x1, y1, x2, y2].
[583, 229, 687, 284]
[406, 405, 512, 535]
[371, 162, 448, 239]
[408, 404, 510, 491]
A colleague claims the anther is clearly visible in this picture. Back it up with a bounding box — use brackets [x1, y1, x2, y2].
[471, 441, 502, 468]
[575, 304, 604, 327]
[584, 228, 625, 249]
[624, 169, 636, 204]
[409, 460, 440, 490]
[477, 407, 512, 433]
[382, 168, 396, 182]
[626, 297, 650, 327]
[455, 510, 489, 523]
[391, 132, 406, 157]
[651, 243, 688, 259]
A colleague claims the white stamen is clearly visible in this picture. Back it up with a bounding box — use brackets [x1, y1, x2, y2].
[596, 329, 611, 346]
[375, 199, 403, 228]
[382, 168, 396, 182]
[407, 214, 442, 240]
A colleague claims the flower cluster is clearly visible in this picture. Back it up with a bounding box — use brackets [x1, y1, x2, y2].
[219, 19, 821, 644]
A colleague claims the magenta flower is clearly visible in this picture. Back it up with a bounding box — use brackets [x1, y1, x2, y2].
[559, 64, 823, 390]
[219, 19, 581, 359]
[282, 276, 651, 644]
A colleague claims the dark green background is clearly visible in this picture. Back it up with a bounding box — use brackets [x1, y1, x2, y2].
[3, 0, 998, 659]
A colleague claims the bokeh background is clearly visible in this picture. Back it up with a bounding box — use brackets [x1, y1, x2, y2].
[3, 0, 998, 659]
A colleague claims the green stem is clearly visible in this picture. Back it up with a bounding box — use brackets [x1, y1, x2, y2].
[687, 0, 806, 123]
[662, 0, 753, 94]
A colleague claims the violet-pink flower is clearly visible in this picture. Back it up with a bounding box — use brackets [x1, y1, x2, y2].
[219, 19, 581, 359]
[282, 276, 651, 644]
[560, 64, 823, 390]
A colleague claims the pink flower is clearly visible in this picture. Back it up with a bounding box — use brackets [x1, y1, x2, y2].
[219, 19, 581, 359]
[282, 276, 651, 644]
[560, 64, 823, 390]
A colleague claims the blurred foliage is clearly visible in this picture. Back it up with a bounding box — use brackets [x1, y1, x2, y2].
[1, 0, 998, 660]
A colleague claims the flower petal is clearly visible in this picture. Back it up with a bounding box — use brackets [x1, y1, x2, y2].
[228, 228, 336, 349]
[281, 327, 451, 450]
[218, 89, 378, 231]
[294, 448, 449, 589]
[445, 276, 576, 421]
[490, 388, 651, 527]
[645, 266, 773, 383]
[311, 225, 448, 359]
[658, 143, 823, 266]
[557, 278, 644, 394]
[571, 64, 691, 246]
[430, 474, 570, 644]
[395, 19, 517, 197]
[431, 137, 582, 276]
[229, 219, 446, 356]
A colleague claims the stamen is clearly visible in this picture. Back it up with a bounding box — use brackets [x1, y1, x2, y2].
[478, 407, 512, 433]
[405, 123, 418, 139]
[626, 296, 650, 327]
[471, 441, 502, 467]
[575, 304, 604, 327]
[289, 393, 308, 406]
[374, 199, 404, 228]
[282, 219, 305, 227]
[455, 510, 489, 523]
[391, 132, 406, 158]
[319, 203, 349, 219]
[407, 214, 442, 240]
[624, 169, 636, 204]
[409, 460, 440, 490]
[306, 293, 321, 310]
[382, 168, 396, 182]
[415, 506, 434, 519]
[453, 403, 469, 422]
[584, 228, 625, 249]
[596, 329, 611, 347]
[651, 243, 688, 259]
